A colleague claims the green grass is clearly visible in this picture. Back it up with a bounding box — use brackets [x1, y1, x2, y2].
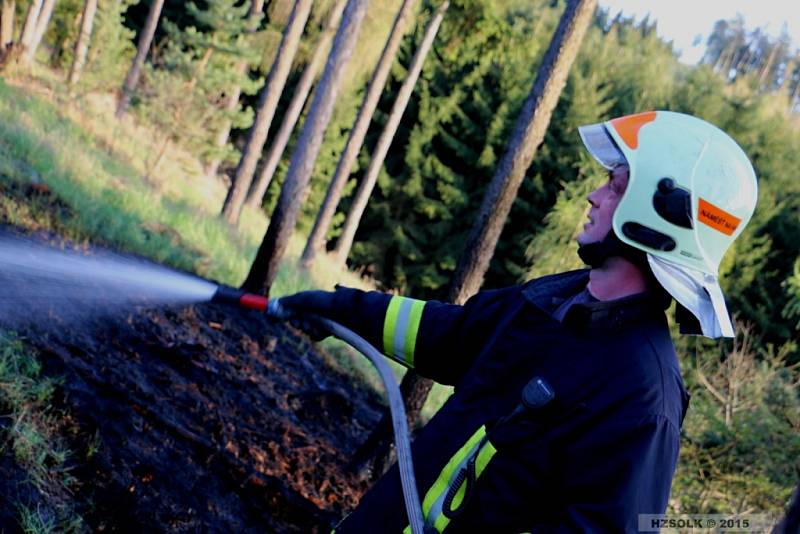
[0, 333, 85, 532]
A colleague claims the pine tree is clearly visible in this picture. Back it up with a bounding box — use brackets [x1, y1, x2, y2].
[67, 0, 99, 86]
[132, 0, 260, 180]
[220, 0, 313, 226]
[181, 0, 262, 165]
[345, 0, 560, 297]
[300, 0, 420, 268]
[116, 0, 165, 117]
[18, 0, 44, 52]
[22, 0, 55, 64]
[333, 1, 449, 266]
[244, 0, 348, 210]
[242, 0, 371, 294]
[201, 0, 264, 181]
[0, 0, 13, 52]
[45, 0, 137, 94]
[351, 0, 577, 477]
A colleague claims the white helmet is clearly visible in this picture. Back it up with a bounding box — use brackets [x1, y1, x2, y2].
[578, 111, 758, 338]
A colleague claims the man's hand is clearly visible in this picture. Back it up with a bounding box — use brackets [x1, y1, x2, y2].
[269, 290, 338, 341]
[274, 290, 337, 317]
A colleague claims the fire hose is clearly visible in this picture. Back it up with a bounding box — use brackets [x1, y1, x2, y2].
[211, 285, 426, 534]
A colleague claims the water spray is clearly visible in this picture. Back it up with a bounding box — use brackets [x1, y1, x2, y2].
[0, 232, 424, 533]
[210, 284, 269, 311]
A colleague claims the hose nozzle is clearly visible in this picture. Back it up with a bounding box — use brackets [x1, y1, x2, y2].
[211, 285, 269, 312]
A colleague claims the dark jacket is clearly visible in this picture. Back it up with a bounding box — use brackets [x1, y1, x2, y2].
[328, 269, 689, 533]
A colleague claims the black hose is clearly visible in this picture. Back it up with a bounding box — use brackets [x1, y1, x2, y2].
[267, 300, 425, 534]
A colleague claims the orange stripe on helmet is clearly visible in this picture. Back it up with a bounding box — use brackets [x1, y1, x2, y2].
[609, 111, 657, 149]
[698, 198, 742, 236]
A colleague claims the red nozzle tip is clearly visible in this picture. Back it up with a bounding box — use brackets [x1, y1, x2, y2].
[239, 293, 268, 311]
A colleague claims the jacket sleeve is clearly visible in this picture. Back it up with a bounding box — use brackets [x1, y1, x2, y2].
[530, 414, 680, 533]
[326, 286, 519, 385]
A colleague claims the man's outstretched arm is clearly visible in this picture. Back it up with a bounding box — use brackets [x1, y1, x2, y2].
[276, 285, 518, 385]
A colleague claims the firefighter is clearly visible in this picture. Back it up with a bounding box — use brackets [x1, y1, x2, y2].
[274, 111, 758, 532]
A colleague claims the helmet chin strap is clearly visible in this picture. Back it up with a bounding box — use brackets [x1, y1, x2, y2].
[577, 230, 648, 270]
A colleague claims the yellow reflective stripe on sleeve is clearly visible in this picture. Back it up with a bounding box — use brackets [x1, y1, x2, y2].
[383, 296, 403, 357]
[382, 296, 425, 366]
[404, 299, 425, 366]
[406, 425, 497, 533]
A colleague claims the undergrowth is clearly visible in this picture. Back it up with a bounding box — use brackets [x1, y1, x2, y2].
[0, 333, 85, 532]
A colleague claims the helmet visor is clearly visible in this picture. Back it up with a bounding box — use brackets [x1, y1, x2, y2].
[578, 123, 627, 170]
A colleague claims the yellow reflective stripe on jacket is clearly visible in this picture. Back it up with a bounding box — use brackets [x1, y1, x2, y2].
[382, 296, 425, 366]
[404, 425, 497, 533]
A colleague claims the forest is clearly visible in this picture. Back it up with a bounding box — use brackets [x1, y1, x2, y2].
[0, 0, 798, 531]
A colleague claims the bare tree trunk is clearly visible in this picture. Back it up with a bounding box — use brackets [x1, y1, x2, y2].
[241, 0, 370, 295]
[447, 0, 596, 305]
[299, 0, 418, 269]
[353, 0, 598, 476]
[350, 370, 434, 480]
[17, 0, 42, 51]
[23, 0, 55, 64]
[220, 0, 312, 226]
[757, 41, 780, 89]
[0, 0, 15, 52]
[334, 1, 448, 266]
[203, 0, 265, 180]
[116, 0, 165, 117]
[67, 0, 98, 86]
[779, 58, 795, 94]
[245, 0, 348, 210]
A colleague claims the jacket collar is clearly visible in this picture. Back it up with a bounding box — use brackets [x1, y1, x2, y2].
[521, 269, 669, 333]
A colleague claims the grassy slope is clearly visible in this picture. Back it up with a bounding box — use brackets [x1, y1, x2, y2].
[0, 69, 449, 530]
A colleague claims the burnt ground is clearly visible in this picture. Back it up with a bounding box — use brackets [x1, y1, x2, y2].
[1, 298, 386, 532]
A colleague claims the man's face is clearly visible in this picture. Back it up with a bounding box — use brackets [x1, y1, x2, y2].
[576, 165, 630, 246]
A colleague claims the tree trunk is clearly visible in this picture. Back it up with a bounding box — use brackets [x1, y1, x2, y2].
[447, 0, 596, 305]
[67, 0, 98, 86]
[0, 0, 15, 52]
[241, 0, 370, 295]
[299, 0, 418, 269]
[757, 41, 779, 89]
[350, 371, 434, 480]
[23, 0, 55, 64]
[203, 0, 265, 180]
[352, 0, 597, 477]
[334, 1, 448, 266]
[115, 0, 165, 117]
[245, 0, 348, 210]
[17, 0, 42, 51]
[220, 0, 312, 226]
